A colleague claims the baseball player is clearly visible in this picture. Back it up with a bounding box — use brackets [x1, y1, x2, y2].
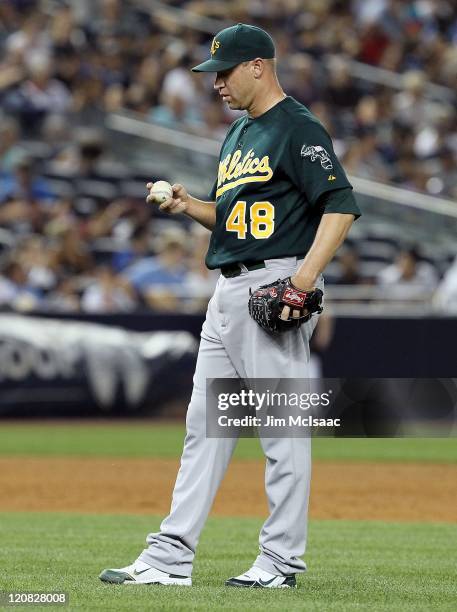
[99, 23, 360, 588]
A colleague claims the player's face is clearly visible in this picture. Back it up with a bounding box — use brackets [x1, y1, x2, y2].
[214, 62, 254, 110]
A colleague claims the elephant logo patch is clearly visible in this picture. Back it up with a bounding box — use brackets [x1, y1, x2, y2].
[300, 145, 333, 170]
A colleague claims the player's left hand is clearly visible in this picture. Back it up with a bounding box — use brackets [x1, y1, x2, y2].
[248, 276, 323, 334]
[281, 274, 315, 321]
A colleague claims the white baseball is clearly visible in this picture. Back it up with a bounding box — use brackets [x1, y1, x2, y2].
[149, 181, 173, 204]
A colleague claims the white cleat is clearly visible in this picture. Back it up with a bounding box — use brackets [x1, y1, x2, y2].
[99, 560, 191, 586]
[225, 565, 296, 588]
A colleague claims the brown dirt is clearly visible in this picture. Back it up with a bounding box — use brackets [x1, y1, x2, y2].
[1, 458, 456, 522]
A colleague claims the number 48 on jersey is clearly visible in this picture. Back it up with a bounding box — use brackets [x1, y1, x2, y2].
[226, 200, 275, 239]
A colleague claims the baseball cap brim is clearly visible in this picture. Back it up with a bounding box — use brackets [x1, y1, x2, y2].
[191, 58, 240, 72]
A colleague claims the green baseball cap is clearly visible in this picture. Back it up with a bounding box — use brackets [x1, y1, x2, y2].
[191, 23, 275, 73]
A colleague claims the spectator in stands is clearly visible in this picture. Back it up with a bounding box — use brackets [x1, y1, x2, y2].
[149, 93, 202, 131]
[161, 53, 200, 109]
[434, 255, 457, 314]
[11, 54, 71, 134]
[197, 98, 228, 140]
[357, 18, 390, 66]
[71, 71, 106, 124]
[393, 71, 444, 131]
[377, 246, 439, 299]
[86, 199, 130, 240]
[124, 226, 188, 312]
[44, 276, 81, 313]
[131, 55, 161, 110]
[343, 126, 391, 182]
[0, 261, 19, 307]
[323, 56, 362, 113]
[49, 225, 94, 278]
[0, 198, 36, 237]
[16, 234, 57, 292]
[4, 8, 50, 67]
[282, 53, 319, 108]
[49, 3, 82, 52]
[111, 227, 151, 273]
[0, 155, 56, 204]
[43, 199, 75, 237]
[335, 247, 368, 285]
[53, 44, 83, 94]
[437, 147, 457, 199]
[50, 128, 107, 177]
[81, 265, 137, 313]
[0, 117, 27, 174]
[0, 259, 42, 311]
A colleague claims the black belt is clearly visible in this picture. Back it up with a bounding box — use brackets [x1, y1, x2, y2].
[220, 260, 266, 278]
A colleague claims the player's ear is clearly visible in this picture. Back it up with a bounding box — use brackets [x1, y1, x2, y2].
[251, 58, 264, 79]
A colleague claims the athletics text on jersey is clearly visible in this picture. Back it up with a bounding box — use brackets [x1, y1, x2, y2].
[206, 96, 360, 269]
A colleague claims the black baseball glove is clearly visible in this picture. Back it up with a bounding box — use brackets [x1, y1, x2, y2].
[248, 277, 323, 333]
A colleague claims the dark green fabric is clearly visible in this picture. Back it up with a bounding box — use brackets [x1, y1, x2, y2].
[221, 261, 266, 278]
[192, 23, 275, 73]
[320, 187, 360, 218]
[205, 96, 361, 270]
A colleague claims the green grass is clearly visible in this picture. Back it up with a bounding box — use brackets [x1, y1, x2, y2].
[0, 423, 456, 462]
[0, 512, 456, 611]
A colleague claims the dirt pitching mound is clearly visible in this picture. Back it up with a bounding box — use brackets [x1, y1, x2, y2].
[0, 458, 456, 522]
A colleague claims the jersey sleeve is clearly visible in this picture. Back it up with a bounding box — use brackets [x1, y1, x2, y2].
[286, 119, 352, 205]
[319, 186, 361, 219]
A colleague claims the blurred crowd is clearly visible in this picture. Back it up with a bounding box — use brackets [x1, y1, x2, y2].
[0, 0, 456, 314]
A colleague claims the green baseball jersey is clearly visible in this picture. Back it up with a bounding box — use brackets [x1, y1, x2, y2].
[206, 96, 360, 269]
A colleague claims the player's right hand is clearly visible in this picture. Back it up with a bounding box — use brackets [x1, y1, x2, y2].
[146, 182, 189, 214]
